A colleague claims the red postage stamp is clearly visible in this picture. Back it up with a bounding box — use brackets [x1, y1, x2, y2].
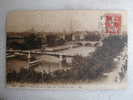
[105, 14, 121, 34]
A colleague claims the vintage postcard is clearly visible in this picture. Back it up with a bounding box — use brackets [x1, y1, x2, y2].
[6, 10, 127, 89]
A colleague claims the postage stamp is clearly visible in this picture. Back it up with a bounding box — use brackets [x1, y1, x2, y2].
[105, 14, 121, 34]
[99, 13, 122, 34]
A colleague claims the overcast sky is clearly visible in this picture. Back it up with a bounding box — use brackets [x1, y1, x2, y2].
[6, 10, 127, 33]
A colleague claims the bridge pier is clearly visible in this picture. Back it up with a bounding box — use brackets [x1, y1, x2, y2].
[27, 51, 31, 69]
[59, 55, 63, 68]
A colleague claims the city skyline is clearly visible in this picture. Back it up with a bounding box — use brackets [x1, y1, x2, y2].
[6, 10, 127, 33]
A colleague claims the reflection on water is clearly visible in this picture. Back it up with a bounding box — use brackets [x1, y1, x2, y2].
[7, 58, 71, 73]
[7, 58, 27, 73]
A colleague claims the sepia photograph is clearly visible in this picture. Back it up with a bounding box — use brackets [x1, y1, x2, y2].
[6, 10, 127, 89]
